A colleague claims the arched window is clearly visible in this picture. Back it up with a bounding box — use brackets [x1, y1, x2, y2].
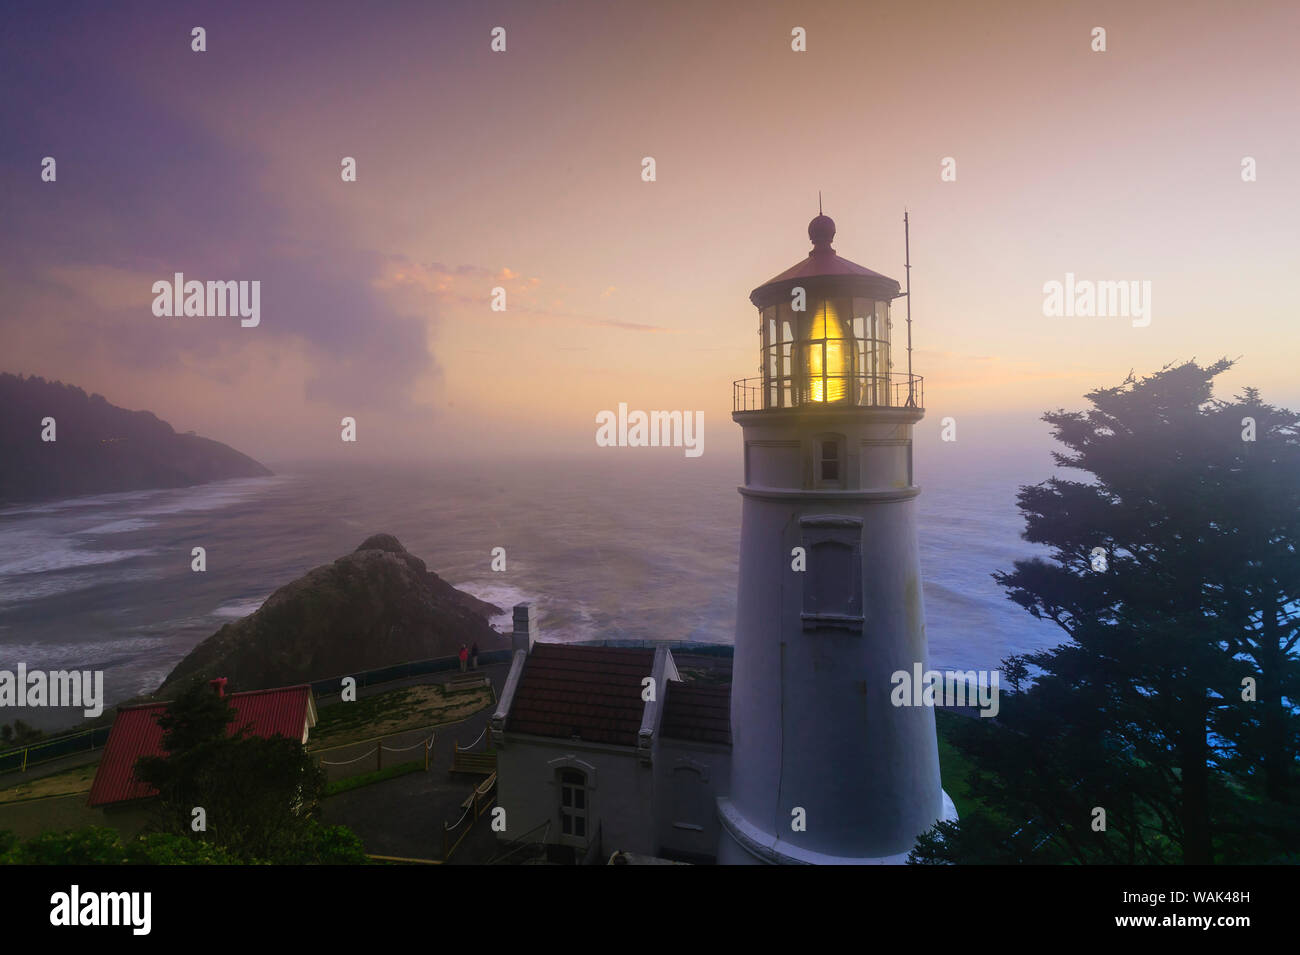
[558, 768, 588, 839]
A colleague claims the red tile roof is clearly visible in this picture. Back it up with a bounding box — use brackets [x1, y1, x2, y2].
[88, 685, 314, 807]
[506, 644, 653, 747]
[662, 682, 731, 745]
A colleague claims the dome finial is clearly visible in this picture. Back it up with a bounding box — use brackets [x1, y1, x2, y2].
[808, 201, 835, 251]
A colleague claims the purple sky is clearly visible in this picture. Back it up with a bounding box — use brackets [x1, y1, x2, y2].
[3, 0, 1297, 464]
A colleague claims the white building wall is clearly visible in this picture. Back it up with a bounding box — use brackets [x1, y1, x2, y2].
[655, 738, 731, 860]
[496, 734, 658, 856]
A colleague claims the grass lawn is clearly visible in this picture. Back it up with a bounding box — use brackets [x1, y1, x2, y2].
[0, 763, 98, 804]
[325, 760, 423, 797]
[310, 682, 493, 751]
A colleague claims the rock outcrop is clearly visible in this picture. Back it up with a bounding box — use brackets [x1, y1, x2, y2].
[157, 535, 505, 694]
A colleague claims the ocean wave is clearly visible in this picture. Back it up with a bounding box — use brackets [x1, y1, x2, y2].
[0, 476, 285, 520]
[0, 477, 285, 595]
[450, 580, 535, 632]
[133, 664, 181, 697]
[0, 487, 160, 517]
[211, 596, 269, 619]
[0, 540, 154, 577]
[80, 518, 159, 535]
[1, 464, 1065, 716]
[133, 476, 287, 516]
[532, 595, 600, 643]
[0, 633, 169, 670]
[0, 567, 155, 606]
[450, 581, 604, 643]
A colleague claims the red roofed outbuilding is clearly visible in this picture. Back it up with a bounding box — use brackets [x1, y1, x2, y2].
[88, 682, 318, 808]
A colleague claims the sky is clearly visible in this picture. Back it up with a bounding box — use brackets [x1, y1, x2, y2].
[2, 0, 1297, 467]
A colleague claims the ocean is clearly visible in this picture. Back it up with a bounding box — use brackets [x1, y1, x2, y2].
[0, 450, 1064, 731]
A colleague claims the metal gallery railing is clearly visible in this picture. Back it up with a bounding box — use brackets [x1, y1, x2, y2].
[733, 372, 923, 412]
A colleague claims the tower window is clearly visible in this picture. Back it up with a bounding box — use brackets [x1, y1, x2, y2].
[820, 440, 840, 482]
[814, 434, 846, 488]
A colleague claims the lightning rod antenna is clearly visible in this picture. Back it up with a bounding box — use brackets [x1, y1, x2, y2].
[904, 210, 914, 407]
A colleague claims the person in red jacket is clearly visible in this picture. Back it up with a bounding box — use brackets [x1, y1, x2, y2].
[458, 644, 468, 673]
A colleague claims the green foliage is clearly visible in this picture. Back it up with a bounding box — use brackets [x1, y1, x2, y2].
[909, 816, 1045, 865]
[315, 687, 416, 738]
[2, 827, 125, 865]
[149, 677, 236, 755]
[133, 678, 334, 862]
[0, 824, 366, 865]
[123, 833, 245, 865]
[268, 819, 370, 865]
[324, 759, 422, 797]
[0, 720, 44, 748]
[919, 361, 1300, 864]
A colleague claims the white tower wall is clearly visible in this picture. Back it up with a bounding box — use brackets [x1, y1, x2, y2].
[718, 407, 954, 864]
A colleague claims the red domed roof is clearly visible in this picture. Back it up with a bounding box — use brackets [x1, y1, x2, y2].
[750, 213, 901, 307]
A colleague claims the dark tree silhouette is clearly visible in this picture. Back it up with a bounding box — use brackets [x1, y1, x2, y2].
[913, 360, 1299, 864]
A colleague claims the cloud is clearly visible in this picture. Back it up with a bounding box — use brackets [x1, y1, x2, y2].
[0, 46, 438, 414]
[381, 260, 676, 334]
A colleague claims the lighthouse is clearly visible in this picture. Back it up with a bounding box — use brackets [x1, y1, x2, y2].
[716, 210, 957, 864]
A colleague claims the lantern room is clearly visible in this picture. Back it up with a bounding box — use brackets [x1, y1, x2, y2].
[735, 212, 921, 412]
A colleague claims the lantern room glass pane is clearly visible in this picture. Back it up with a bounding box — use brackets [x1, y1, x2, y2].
[752, 295, 901, 410]
[803, 298, 852, 404]
[777, 304, 795, 342]
[760, 306, 775, 408]
[757, 303, 803, 408]
[851, 298, 868, 407]
[875, 300, 892, 406]
[799, 305, 817, 403]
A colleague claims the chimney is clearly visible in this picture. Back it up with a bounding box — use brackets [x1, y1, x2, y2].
[512, 603, 536, 654]
[209, 677, 227, 698]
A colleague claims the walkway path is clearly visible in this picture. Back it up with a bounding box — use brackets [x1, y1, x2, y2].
[319, 662, 509, 862]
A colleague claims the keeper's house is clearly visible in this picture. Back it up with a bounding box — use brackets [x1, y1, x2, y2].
[490, 607, 731, 863]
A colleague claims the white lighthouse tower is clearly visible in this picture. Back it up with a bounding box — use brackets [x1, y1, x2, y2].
[717, 210, 957, 865]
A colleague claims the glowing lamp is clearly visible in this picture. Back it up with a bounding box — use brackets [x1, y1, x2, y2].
[805, 298, 849, 403]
